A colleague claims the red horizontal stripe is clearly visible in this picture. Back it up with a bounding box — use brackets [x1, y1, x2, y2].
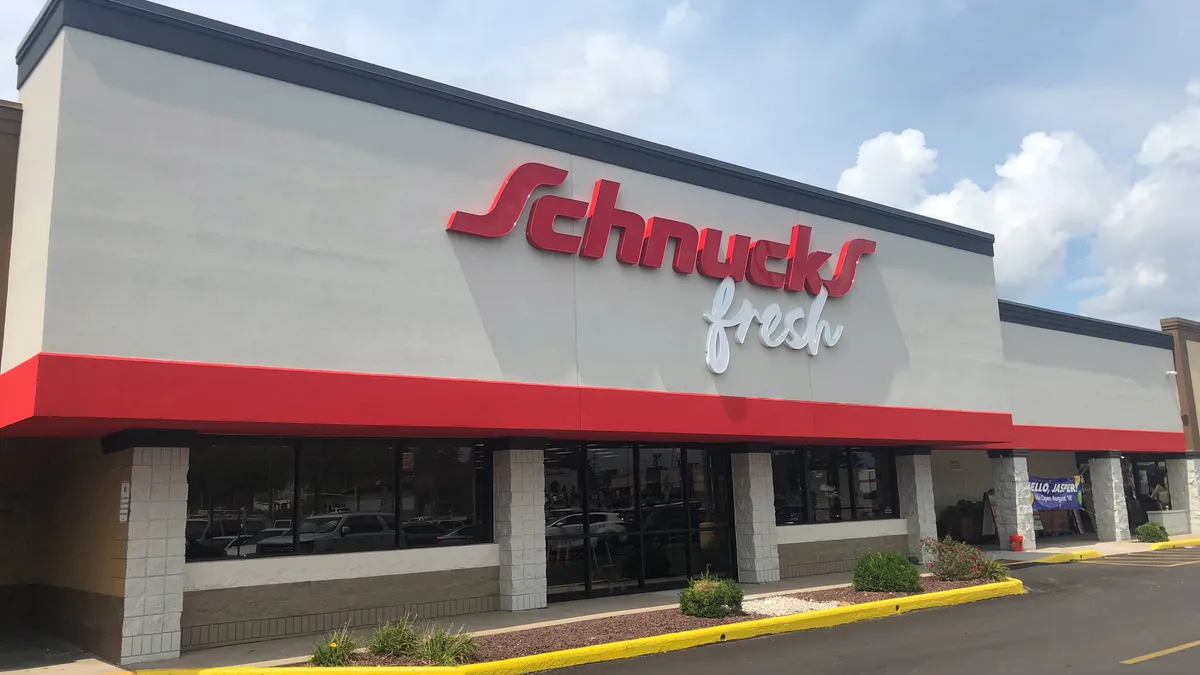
[0, 353, 1182, 453]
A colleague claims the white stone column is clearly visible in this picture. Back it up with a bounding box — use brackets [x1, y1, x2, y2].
[121, 447, 188, 665]
[896, 449, 937, 562]
[494, 445, 547, 611]
[1089, 453, 1131, 541]
[1166, 454, 1200, 535]
[990, 451, 1037, 551]
[731, 451, 780, 583]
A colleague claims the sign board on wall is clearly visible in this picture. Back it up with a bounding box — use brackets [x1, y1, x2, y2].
[447, 162, 878, 375]
[118, 480, 131, 523]
[1029, 476, 1083, 511]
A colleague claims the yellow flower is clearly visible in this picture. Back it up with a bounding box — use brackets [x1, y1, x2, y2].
[329, 642, 337, 648]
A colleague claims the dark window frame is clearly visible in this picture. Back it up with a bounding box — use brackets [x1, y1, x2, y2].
[771, 446, 902, 527]
[186, 435, 495, 563]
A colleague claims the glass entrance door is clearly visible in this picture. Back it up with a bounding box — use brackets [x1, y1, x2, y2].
[544, 444, 735, 601]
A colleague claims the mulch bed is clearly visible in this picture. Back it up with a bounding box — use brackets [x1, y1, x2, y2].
[333, 579, 985, 666]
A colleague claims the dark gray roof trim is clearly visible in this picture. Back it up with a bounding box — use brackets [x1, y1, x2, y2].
[16, 0, 996, 256]
[998, 300, 1174, 350]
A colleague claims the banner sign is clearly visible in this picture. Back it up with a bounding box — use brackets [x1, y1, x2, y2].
[1029, 476, 1083, 511]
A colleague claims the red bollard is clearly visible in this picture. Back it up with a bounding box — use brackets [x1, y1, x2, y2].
[1009, 534, 1025, 552]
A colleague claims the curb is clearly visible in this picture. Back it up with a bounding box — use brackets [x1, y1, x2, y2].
[1150, 538, 1200, 550]
[1003, 550, 1102, 569]
[137, 579, 1024, 675]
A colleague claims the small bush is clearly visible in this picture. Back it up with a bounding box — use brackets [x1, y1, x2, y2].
[679, 570, 744, 618]
[418, 627, 480, 666]
[921, 536, 1008, 582]
[851, 551, 922, 593]
[310, 625, 358, 667]
[1136, 522, 1169, 543]
[369, 616, 420, 658]
[977, 556, 1012, 582]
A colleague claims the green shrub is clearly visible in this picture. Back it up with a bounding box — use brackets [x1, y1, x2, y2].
[977, 556, 1012, 582]
[678, 570, 744, 618]
[369, 616, 420, 658]
[310, 625, 358, 667]
[1136, 522, 1169, 543]
[851, 551, 921, 593]
[418, 627, 480, 666]
[920, 536, 1008, 582]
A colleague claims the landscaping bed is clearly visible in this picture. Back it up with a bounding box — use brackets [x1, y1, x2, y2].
[328, 578, 983, 666]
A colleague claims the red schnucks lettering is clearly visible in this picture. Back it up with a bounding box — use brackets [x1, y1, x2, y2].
[581, 179, 647, 265]
[527, 194, 587, 254]
[696, 229, 750, 282]
[823, 238, 877, 297]
[448, 163, 878, 296]
[785, 225, 832, 295]
[746, 239, 789, 289]
[641, 217, 699, 274]
[447, 163, 567, 237]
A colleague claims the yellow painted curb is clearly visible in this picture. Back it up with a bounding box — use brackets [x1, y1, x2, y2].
[136, 579, 1023, 675]
[1032, 550, 1103, 564]
[1150, 538, 1200, 550]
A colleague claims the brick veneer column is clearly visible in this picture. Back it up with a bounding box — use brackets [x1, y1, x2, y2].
[731, 451, 779, 583]
[121, 447, 188, 664]
[494, 445, 546, 611]
[1166, 453, 1200, 535]
[989, 450, 1037, 551]
[1089, 453, 1131, 541]
[896, 449, 936, 562]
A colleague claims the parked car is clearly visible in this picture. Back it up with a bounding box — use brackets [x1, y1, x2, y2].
[436, 523, 482, 546]
[223, 527, 290, 557]
[400, 521, 447, 547]
[255, 512, 402, 555]
[545, 511, 628, 550]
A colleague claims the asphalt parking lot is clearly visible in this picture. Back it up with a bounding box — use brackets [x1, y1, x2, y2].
[553, 547, 1200, 674]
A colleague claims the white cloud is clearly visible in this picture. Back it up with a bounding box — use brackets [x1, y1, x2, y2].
[662, 0, 702, 36]
[837, 81, 1200, 326]
[522, 31, 672, 128]
[837, 129, 937, 209]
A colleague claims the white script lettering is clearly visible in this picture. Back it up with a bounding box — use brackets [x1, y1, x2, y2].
[703, 277, 844, 374]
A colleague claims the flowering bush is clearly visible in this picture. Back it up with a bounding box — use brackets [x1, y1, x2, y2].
[920, 536, 1010, 582]
[310, 625, 358, 666]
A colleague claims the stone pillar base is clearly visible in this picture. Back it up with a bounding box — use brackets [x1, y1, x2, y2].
[1166, 455, 1200, 535]
[494, 447, 547, 611]
[1089, 454, 1131, 542]
[896, 450, 936, 562]
[731, 452, 779, 584]
[990, 450, 1037, 551]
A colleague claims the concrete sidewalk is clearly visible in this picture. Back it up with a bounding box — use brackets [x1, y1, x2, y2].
[984, 536, 1154, 562]
[145, 572, 855, 670]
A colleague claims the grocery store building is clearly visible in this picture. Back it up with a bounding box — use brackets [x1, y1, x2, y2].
[0, 0, 1194, 666]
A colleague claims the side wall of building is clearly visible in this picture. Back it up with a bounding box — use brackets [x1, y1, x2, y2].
[0, 438, 132, 661]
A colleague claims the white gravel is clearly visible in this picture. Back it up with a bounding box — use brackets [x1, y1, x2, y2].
[742, 596, 843, 617]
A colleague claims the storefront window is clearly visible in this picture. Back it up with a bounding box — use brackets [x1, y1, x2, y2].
[186, 443, 295, 560]
[771, 447, 901, 526]
[186, 438, 492, 562]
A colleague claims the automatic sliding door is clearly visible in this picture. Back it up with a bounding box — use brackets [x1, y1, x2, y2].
[545, 445, 585, 599]
[585, 445, 639, 595]
[687, 449, 734, 578]
[638, 446, 689, 590]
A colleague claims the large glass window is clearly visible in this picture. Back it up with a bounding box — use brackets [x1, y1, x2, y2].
[186, 443, 294, 560]
[771, 447, 901, 526]
[186, 438, 492, 562]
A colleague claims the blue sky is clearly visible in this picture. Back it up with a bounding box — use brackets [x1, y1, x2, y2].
[2, 0, 1197, 326]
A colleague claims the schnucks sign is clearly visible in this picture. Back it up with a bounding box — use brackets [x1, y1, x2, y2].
[448, 162, 878, 374]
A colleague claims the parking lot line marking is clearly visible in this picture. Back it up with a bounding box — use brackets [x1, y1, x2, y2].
[1121, 638, 1200, 665]
[1078, 561, 1177, 567]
